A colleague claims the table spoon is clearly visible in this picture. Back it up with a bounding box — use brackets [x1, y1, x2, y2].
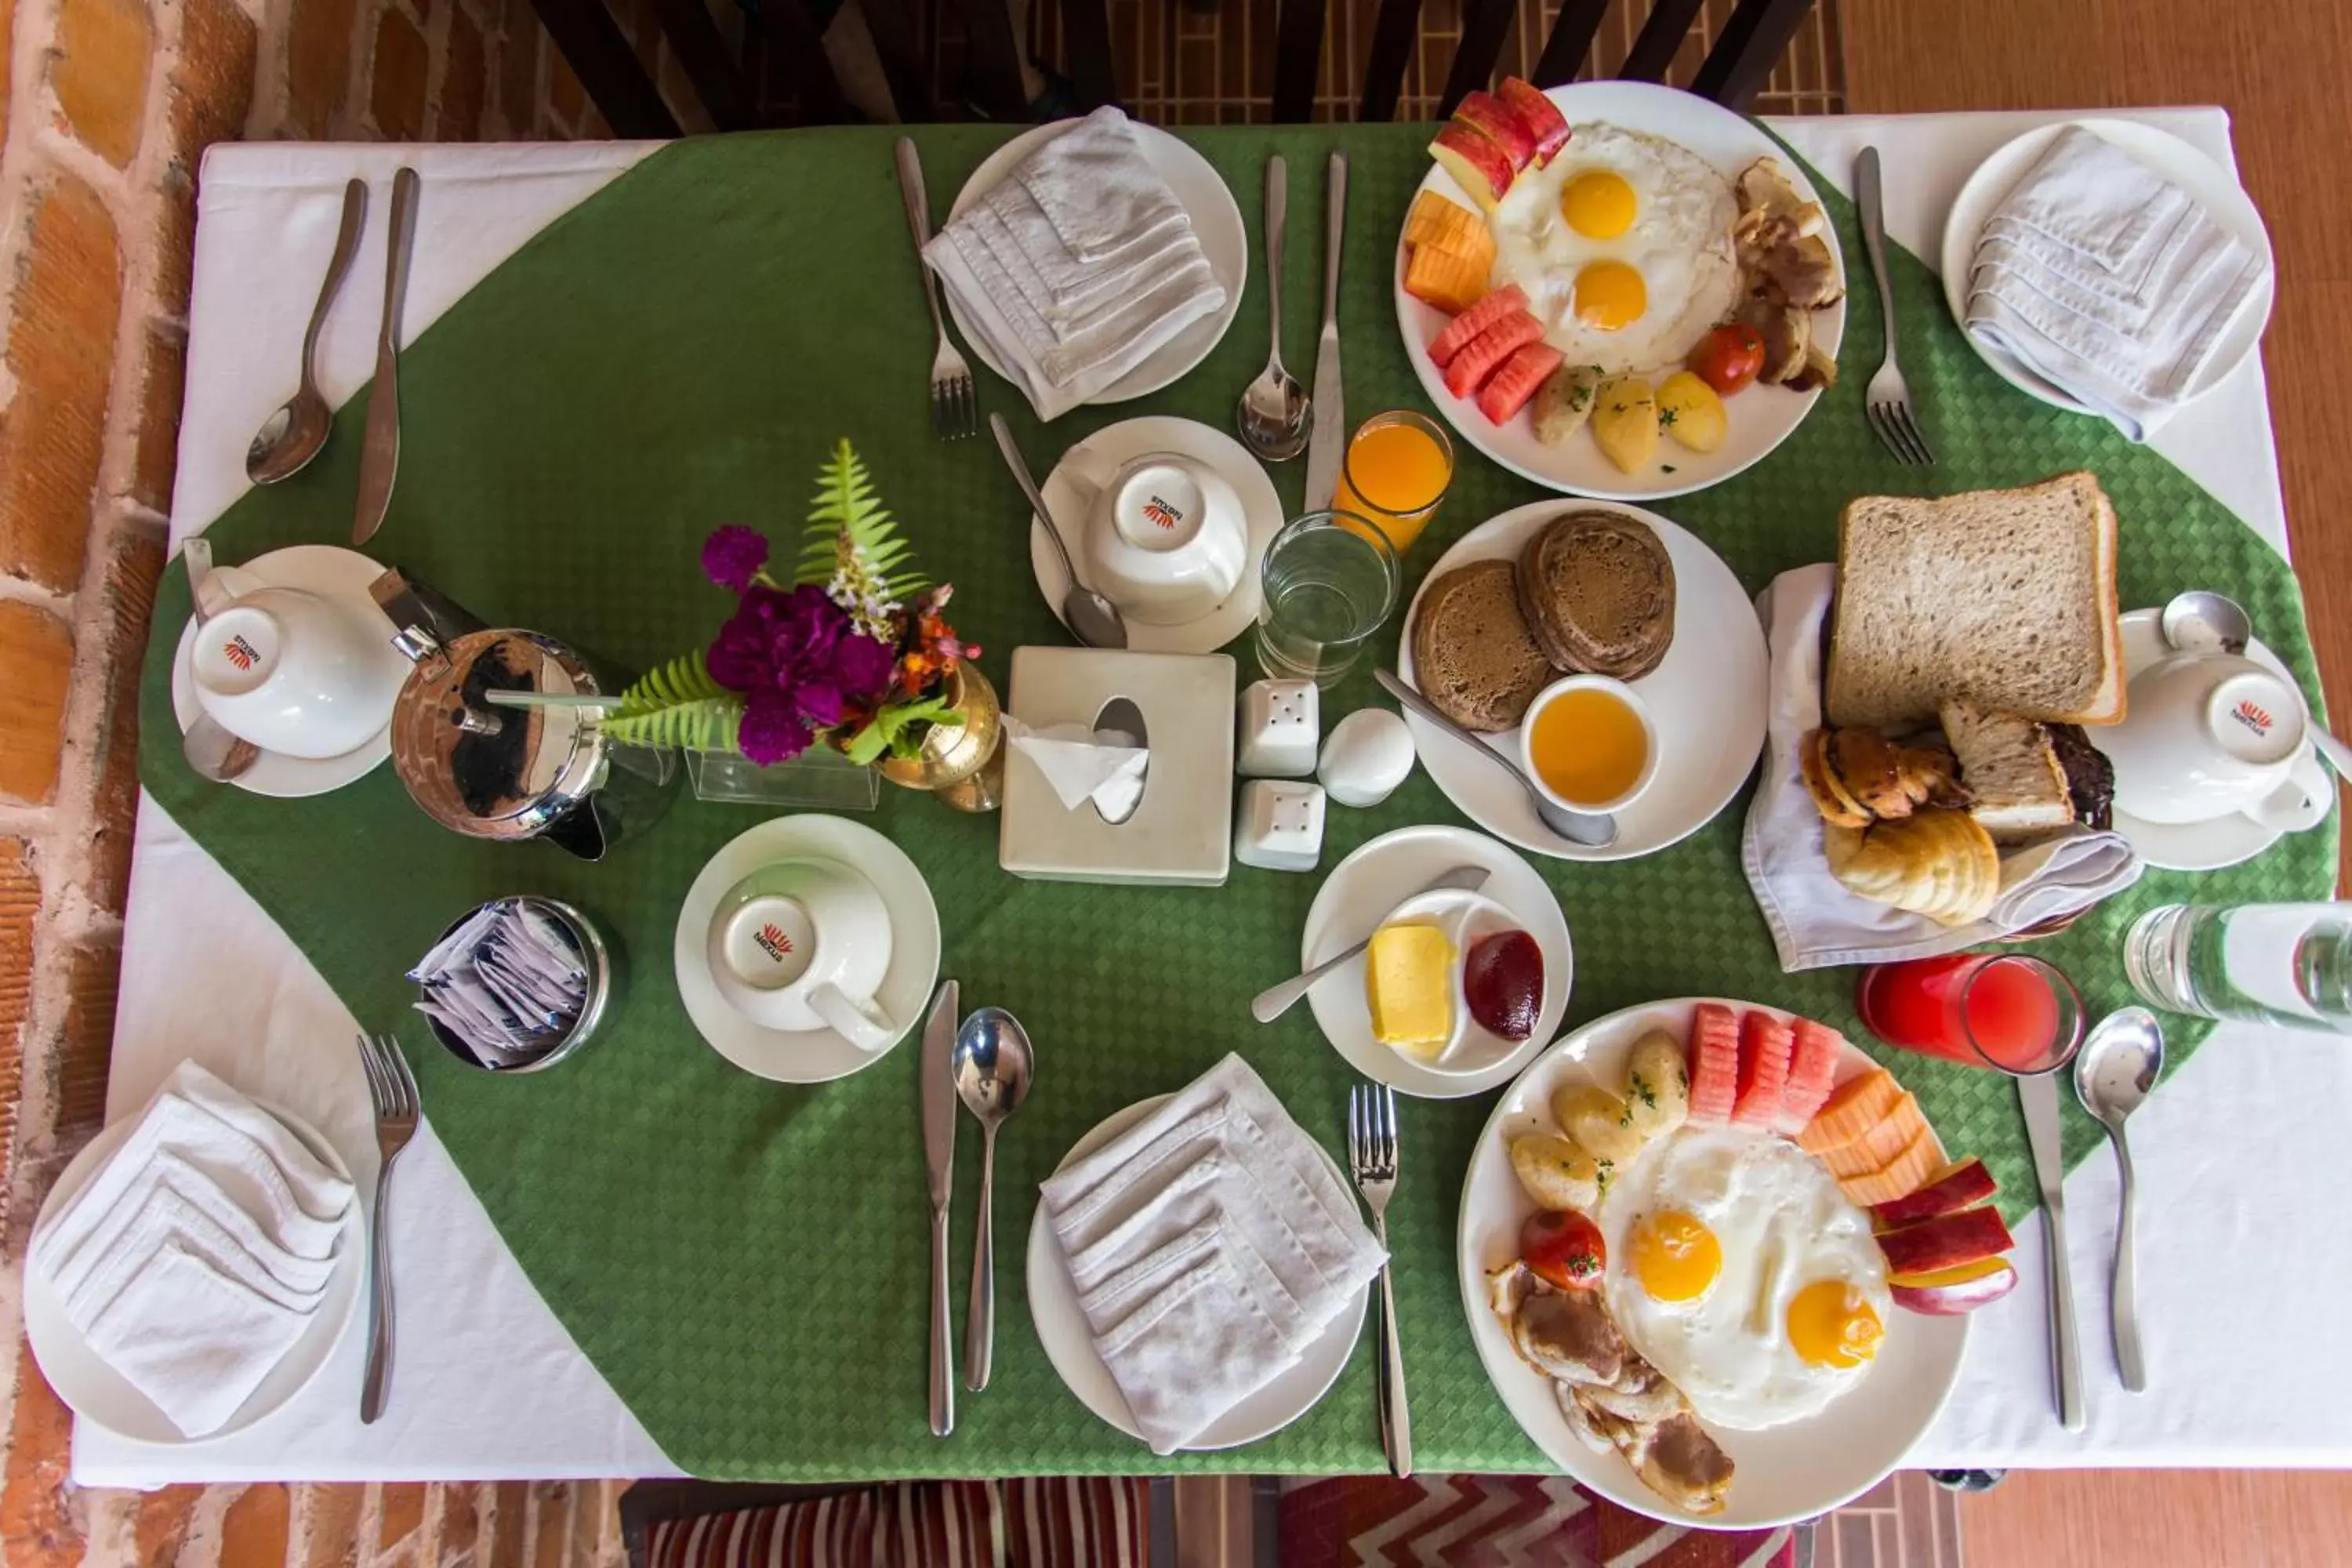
[1237, 154, 1308, 462]
[2074, 1006, 2165, 1392]
[1374, 670, 1617, 848]
[248, 180, 366, 485]
[989, 413, 1127, 649]
[952, 1006, 1034, 1392]
[2160, 588, 2352, 779]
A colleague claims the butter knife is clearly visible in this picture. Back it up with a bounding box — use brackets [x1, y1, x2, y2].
[352, 167, 420, 547]
[2018, 1070, 2085, 1431]
[1301, 151, 1348, 512]
[920, 978, 960, 1436]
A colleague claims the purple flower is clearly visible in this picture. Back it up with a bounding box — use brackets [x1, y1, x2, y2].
[701, 525, 770, 593]
[739, 688, 812, 764]
[704, 583, 899, 765]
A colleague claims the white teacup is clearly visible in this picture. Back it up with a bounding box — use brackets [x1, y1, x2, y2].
[1063, 447, 1248, 626]
[2100, 649, 2330, 831]
[191, 583, 405, 759]
[705, 857, 905, 1051]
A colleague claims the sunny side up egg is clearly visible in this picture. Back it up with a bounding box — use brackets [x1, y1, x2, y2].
[1600, 1123, 1890, 1432]
[1486, 123, 1742, 377]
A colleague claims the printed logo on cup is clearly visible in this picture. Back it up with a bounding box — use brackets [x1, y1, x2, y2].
[1140, 493, 1188, 532]
[754, 923, 795, 962]
[221, 633, 261, 673]
[2230, 698, 2274, 739]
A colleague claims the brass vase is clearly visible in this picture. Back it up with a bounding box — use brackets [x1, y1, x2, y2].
[873, 663, 1006, 813]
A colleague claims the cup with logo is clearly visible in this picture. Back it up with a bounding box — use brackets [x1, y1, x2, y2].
[1062, 445, 1249, 626]
[705, 857, 906, 1050]
[2099, 647, 2329, 833]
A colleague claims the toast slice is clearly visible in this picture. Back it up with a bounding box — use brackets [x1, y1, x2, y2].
[1411, 561, 1555, 732]
[1940, 699, 2074, 844]
[1825, 472, 2125, 729]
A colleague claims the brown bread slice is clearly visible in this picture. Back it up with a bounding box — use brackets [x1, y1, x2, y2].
[1512, 511, 1677, 681]
[1412, 561, 1555, 732]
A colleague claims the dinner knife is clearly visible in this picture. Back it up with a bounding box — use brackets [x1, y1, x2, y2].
[1301, 151, 1348, 512]
[352, 167, 421, 547]
[920, 978, 960, 1436]
[2017, 1070, 2085, 1431]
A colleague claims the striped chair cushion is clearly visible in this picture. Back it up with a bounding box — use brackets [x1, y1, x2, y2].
[1276, 1475, 1802, 1568]
[644, 1478, 1151, 1568]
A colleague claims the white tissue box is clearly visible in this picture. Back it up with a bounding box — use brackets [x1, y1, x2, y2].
[1237, 680, 1319, 777]
[1234, 780, 1326, 872]
[1000, 647, 1236, 886]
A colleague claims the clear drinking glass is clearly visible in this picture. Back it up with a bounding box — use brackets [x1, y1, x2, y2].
[2124, 902, 2352, 1033]
[1330, 411, 1455, 554]
[1254, 510, 1399, 688]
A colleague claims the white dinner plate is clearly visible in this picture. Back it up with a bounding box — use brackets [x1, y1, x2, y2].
[1030, 416, 1282, 655]
[1395, 500, 1768, 861]
[1459, 998, 1967, 1530]
[946, 118, 1247, 408]
[1396, 80, 1846, 501]
[24, 1095, 365, 1444]
[673, 815, 942, 1083]
[1939, 118, 2274, 419]
[2099, 608, 2326, 872]
[1300, 824, 1572, 1099]
[169, 545, 406, 799]
[1026, 1094, 1368, 1451]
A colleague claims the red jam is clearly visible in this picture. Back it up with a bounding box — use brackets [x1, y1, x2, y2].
[1464, 929, 1543, 1041]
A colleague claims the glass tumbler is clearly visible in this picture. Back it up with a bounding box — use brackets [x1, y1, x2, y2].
[1331, 411, 1455, 554]
[1253, 510, 1399, 689]
[2124, 902, 2352, 1033]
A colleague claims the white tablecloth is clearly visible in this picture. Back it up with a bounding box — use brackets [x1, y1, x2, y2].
[81, 112, 2350, 1485]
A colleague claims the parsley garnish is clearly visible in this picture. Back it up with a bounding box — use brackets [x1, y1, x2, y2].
[1658, 407, 1679, 428]
[1630, 1073, 1657, 1110]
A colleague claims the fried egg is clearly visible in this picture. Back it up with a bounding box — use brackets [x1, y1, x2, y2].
[1488, 123, 1740, 376]
[1601, 1124, 1888, 1431]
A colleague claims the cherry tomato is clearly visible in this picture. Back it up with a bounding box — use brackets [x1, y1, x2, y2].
[1520, 1209, 1606, 1290]
[1690, 324, 1766, 396]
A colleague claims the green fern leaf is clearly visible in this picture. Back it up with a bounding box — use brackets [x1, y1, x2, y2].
[599, 650, 744, 750]
[796, 438, 929, 619]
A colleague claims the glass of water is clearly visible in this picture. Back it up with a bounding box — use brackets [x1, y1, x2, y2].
[2124, 902, 2352, 1033]
[1254, 510, 1399, 688]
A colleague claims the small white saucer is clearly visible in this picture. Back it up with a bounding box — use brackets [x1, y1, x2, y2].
[1032, 416, 1282, 656]
[2102, 607, 2328, 872]
[673, 815, 941, 1083]
[1025, 1094, 1367, 1451]
[169, 544, 405, 799]
[1299, 824, 1573, 1099]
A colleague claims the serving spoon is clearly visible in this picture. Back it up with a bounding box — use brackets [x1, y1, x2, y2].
[2159, 588, 2352, 780]
[247, 180, 367, 485]
[1374, 670, 1617, 848]
[1236, 154, 1309, 462]
[2073, 1006, 2165, 1392]
[989, 414, 1127, 649]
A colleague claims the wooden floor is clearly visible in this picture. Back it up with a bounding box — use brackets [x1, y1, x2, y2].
[1846, 13, 2352, 1562]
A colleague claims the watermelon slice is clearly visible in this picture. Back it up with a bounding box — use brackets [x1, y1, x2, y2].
[1730, 1011, 1794, 1128]
[1774, 1018, 1844, 1134]
[1440, 313, 1543, 400]
[1427, 285, 1529, 368]
[1686, 1003, 1740, 1125]
[1475, 343, 1563, 425]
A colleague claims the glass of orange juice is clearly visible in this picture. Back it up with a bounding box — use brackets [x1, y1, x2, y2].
[1517, 676, 1658, 813]
[1332, 411, 1454, 554]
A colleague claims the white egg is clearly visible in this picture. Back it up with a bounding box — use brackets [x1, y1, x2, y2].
[1318, 709, 1416, 808]
[1600, 1125, 1889, 1431]
[1487, 123, 1741, 377]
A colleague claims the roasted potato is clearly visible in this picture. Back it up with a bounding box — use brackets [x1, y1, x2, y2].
[1657, 371, 1728, 454]
[1590, 376, 1659, 474]
[1509, 1134, 1604, 1212]
[1552, 1083, 1642, 1165]
[1531, 363, 1605, 446]
[1624, 1029, 1690, 1141]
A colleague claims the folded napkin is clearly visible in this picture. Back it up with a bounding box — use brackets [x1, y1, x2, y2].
[924, 107, 1227, 422]
[1040, 1054, 1385, 1454]
[1740, 566, 2143, 971]
[1004, 716, 1149, 823]
[1965, 125, 2267, 439]
[28, 1062, 354, 1437]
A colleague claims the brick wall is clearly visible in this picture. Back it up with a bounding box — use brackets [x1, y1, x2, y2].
[0, 1, 633, 1563]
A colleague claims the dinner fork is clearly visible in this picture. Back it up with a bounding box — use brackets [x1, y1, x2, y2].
[356, 1030, 419, 1424]
[895, 137, 975, 440]
[1348, 1083, 1413, 1478]
[1856, 147, 1934, 466]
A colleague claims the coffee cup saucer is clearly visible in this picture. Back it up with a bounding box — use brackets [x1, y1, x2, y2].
[673, 815, 942, 1083]
[1032, 416, 1282, 656]
[168, 544, 407, 799]
[2103, 607, 2332, 871]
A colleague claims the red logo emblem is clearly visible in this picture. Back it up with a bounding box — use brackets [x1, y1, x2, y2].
[2230, 699, 2274, 737]
[221, 633, 260, 673]
[753, 924, 794, 962]
[1140, 494, 1186, 532]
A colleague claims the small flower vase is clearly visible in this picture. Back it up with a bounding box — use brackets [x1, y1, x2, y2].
[873, 664, 1006, 813]
[686, 744, 882, 810]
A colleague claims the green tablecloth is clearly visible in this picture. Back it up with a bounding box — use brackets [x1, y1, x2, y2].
[139, 123, 2332, 1479]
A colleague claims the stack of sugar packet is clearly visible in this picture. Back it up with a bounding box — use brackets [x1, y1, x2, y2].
[924, 107, 1227, 421]
[1965, 125, 2269, 439]
[1040, 1054, 1384, 1454]
[28, 1062, 353, 1437]
[410, 898, 589, 1068]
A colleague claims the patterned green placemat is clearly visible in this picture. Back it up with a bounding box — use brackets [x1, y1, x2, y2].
[140, 122, 2331, 1478]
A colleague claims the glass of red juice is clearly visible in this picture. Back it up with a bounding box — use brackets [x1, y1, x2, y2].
[1857, 954, 2086, 1074]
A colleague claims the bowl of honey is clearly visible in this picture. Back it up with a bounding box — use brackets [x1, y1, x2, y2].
[1518, 674, 1658, 815]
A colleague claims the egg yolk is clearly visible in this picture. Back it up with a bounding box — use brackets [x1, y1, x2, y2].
[1561, 170, 1638, 239]
[1629, 1211, 1722, 1303]
[1788, 1280, 1885, 1369]
[1573, 261, 1647, 331]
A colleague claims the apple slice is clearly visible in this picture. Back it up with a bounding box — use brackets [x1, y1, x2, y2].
[1497, 78, 1571, 165]
[1451, 91, 1538, 172]
[1429, 123, 1516, 212]
[1875, 1204, 2016, 1278]
[1890, 1256, 2019, 1316]
[1871, 1158, 1998, 1229]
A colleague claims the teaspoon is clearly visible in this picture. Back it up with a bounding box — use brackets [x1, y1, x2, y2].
[951, 1006, 1035, 1393]
[1374, 670, 1617, 848]
[246, 180, 366, 485]
[989, 413, 1127, 649]
[2073, 1006, 2165, 1392]
[1236, 155, 1309, 462]
[2159, 589, 2352, 780]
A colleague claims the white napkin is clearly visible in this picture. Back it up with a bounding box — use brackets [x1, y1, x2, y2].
[84, 1243, 315, 1439]
[1040, 1054, 1385, 1454]
[1740, 565, 2143, 971]
[1004, 716, 1149, 823]
[1964, 126, 2267, 440]
[924, 107, 1227, 421]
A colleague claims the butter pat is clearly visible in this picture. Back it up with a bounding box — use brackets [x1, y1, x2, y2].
[1366, 924, 1455, 1054]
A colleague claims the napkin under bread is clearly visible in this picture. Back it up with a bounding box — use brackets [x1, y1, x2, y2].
[1741, 565, 2143, 971]
[1040, 1054, 1384, 1454]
